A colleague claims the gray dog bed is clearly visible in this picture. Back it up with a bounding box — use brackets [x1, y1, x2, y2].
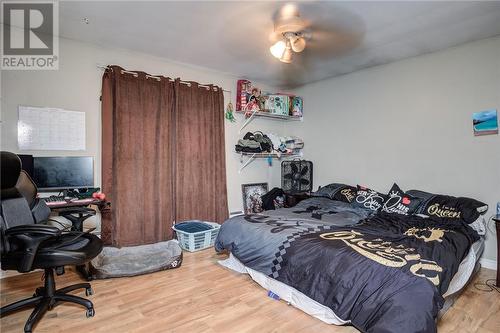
[89, 240, 183, 279]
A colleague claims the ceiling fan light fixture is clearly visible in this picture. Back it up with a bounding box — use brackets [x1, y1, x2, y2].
[280, 42, 293, 63]
[270, 40, 286, 59]
[291, 36, 306, 53]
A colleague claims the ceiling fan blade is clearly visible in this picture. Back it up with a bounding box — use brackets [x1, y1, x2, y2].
[306, 28, 364, 59]
[290, 4, 364, 59]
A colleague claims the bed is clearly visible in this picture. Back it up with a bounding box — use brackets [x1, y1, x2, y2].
[215, 196, 484, 333]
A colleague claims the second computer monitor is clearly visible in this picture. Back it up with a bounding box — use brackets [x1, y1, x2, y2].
[33, 156, 94, 191]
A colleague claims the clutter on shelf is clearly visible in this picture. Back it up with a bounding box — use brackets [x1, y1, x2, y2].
[235, 131, 304, 173]
[236, 79, 303, 118]
[235, 131, 304, 155]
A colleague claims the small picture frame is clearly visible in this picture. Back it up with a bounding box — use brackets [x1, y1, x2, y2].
[473, 109, 498, 136]
[241, 183, 268, 214]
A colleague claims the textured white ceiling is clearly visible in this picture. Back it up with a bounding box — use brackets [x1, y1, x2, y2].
[58, 1, 500, 88]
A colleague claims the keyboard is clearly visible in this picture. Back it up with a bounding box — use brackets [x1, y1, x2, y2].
[41, 196, 69, 206]
[42, 196, 97, 207]
[42, 196, 68, 203]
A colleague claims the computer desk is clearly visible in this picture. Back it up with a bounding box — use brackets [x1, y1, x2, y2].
[45, 198, 107, 280]
[45, 198, 103, 230]
[44, 198, 101, 209]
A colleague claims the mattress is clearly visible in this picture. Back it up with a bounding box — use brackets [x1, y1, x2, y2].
[443, 238, 484, 297]
[218, 237, 484, 326]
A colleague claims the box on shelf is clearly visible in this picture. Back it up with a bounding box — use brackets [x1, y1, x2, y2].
[236, 79, 303, 118]
[290, 96, 303, 117]
[237, 79, 266, 112]
[264, 94, 289, 116]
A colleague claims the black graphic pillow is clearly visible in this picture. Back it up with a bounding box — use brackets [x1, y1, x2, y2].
[311, 183, 357, 203]
[352, 185, 387, 212]
[381, 183, 421, 215]
[407, 190, 488, 224]
[334, 185, 357, 203]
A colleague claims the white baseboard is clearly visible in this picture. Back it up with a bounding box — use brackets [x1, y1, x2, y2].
[480, 258, 497, 270]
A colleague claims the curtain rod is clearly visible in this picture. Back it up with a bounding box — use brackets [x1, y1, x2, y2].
[96, 64, 231, 93]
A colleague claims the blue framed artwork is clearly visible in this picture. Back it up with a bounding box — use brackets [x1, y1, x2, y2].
[473, 109, 498, 136]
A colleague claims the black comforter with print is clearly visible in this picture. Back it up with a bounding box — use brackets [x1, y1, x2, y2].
[215, 198, 479, 333]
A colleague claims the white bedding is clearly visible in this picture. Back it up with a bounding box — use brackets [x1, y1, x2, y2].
[443, 238, 484, 297]
[218, 238, 484, 325]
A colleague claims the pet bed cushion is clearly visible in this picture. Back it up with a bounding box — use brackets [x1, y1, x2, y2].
[89, 240, 182, 279]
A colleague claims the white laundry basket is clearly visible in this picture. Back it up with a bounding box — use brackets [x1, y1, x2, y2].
[172, 221, 221, 252]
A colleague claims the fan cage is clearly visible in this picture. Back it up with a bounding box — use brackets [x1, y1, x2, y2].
[281, 160, 313, 194]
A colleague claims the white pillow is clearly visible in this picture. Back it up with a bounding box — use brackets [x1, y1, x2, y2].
[468, 216, 486, 235]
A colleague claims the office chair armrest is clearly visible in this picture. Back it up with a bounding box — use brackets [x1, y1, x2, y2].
[5, 225, 62, 273]
[58, 207, 96, 216]
[5, 224, 62, 237]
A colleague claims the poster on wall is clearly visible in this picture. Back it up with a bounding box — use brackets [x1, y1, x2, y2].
[472, 109, 498, 136]
[242, 183, 268, 214]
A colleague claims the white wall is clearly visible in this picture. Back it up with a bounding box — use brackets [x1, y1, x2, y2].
[291, 37, 500, 263]
[2, 34, 498, 264]
[0, 37, 287, 214]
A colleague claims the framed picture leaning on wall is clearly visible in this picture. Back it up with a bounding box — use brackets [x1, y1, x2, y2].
[242, 183, 269, 214]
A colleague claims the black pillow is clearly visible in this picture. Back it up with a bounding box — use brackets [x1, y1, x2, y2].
[335, 185, 357, 203]
[381, 183, 421, 216]
[311, 183, 357, 203]
[407, 190, 488, 224]
[352, 185, 387, 212]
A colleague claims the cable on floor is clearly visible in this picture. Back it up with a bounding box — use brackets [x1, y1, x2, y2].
[474, 279, 499, 293]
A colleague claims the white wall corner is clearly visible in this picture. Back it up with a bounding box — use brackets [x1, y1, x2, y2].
[479, 258, 497, 271]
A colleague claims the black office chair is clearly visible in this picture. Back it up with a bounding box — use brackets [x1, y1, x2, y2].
[0, 151, 103, 333]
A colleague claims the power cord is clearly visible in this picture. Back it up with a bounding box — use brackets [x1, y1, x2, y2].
[474, 279, 499, 293]
[485, 214, 497, 235]
[472, 215, 498, 293]
[47, 218, 72, 232]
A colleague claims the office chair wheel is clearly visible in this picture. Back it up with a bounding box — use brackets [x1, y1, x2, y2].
[86, 308, 95, 318]
[85, 287, 94, 296]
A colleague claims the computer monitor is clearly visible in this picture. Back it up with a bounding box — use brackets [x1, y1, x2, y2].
[17, 154, 34, 178]
[33, 156, 94, 191]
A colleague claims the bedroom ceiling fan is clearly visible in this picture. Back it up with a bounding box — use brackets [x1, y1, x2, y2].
[269, 4, 310, 63]
[269, 3, 365, 66]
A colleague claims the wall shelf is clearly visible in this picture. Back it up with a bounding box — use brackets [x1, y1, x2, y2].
[236, 110, 302, 133]
[237, 151, 302, 173]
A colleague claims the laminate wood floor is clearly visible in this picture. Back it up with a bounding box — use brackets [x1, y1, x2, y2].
[1, 250, 498, 333]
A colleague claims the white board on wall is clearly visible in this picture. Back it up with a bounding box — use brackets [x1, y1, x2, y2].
[18, 106, 86, 151]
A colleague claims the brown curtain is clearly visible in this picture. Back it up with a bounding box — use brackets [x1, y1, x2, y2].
[101, 65, 175, 247]
[101, 66, 228, 247]
[175, 81, 228, 223]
